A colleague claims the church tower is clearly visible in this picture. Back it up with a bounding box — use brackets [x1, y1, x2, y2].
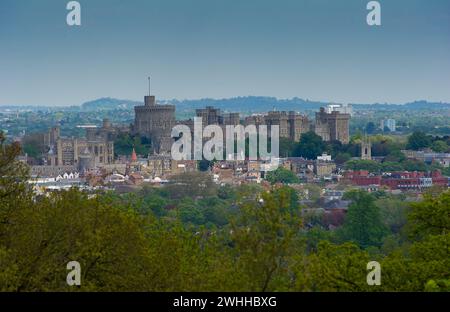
[361, 137, 372, 160]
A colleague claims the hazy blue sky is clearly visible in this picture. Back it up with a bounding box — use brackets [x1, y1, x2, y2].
[1, 0, 450, 106]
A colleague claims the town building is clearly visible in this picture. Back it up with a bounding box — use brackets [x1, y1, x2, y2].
[32, 121, 115, 177]
[381, 119, 396, 132]
[344, 170, 449, 191]
[325, 104, 353, 116]
[402, 150, 450, 168]
[314, 154, 336, 177]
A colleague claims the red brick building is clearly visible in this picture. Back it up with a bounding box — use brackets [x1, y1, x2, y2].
[345, 170, 449, 190]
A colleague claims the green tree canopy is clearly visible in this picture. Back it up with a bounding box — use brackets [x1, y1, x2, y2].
[294, 131, 327, 160]
[338, 190, 388, 248]
[344, 160, 381, 173]
[431, 140, 449, 153]
[406, 131, 432, 150]
[265, 167, 299, 185]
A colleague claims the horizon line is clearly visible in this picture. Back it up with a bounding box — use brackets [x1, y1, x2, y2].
[1, 96, 449, 108]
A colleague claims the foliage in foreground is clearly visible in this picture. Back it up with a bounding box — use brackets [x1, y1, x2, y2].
[0, 133, 449, 291]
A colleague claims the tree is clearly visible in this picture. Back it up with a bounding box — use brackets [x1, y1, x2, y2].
[114, 133, 150, 156]
[218, 184, 237, 201]
[431, 140, 449, 153]
[406, 131, 432, 150]
[230, 189, 303, 291]
[408, 191, 450, 238]
[294, 131, 326, 160]
[381, 162, 404, 172]
[344, 160, 381, 173]
[143, 194, 169, 217]
[338, 190, 388, 248]
[375, 197, 409, 234]
[0, 132, 32, 240]
[379, 191, 450, 291]
[198, 196, 230, 227]
[1, 189, 158, 291]
[403, 159, 428, 172]
[279, 137, 297, 157]
[335, 152, 351, 165]
[384, 149, 406, 163]
[265, 167, 299, 185]
[3, 127, 450, 292]
[178, 199, 205, 225]
[293, 241, 372, 291]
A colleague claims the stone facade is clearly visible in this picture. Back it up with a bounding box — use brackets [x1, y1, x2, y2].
[196, 106, 221, 125]
[314, 160, 336, 177]
[245, 111, 309, 142]
[314, 107, 350, 144]
[55, 133, 114, 168]
[361, 138, 372, 160]
[42, 121, 115, 173]
[134, 95, 176, 154]
[176, 107, 242, 156]
[194, 106, 241, 127]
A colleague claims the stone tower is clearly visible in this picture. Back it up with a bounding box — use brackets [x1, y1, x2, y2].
[314, 107, 350, 144]
[361, 137, 372, 160]
[134, 94, 176, 155]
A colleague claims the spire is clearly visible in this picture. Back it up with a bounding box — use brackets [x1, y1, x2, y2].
[148, 76, 151, 96]
[131, 148, 138, 162]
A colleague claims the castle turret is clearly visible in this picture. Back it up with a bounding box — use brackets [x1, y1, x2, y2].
[133, 78, 176, 154]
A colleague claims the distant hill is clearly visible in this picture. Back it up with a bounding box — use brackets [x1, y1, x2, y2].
[79, 96, 330, 114]
[355, 101, 450, 110]
[170, 96, 328, 114]
[81, 97, 143, 111]
[79, 97, 450, 113]
[168, 98, 450, 117]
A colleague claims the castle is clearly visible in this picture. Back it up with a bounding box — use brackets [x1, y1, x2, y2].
[133, 94, 350, 156]
[133, 95, 175, 154]
[314, 107, 351, 144]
